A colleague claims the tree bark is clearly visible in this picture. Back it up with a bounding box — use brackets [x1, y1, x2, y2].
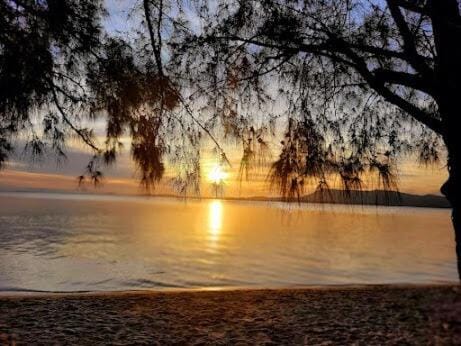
[430, 0, 461, 279]
[442, 143, 461, 279]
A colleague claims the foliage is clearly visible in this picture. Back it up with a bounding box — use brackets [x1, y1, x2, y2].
[1, 0, 459, 200]
[174, 0, 448, 199]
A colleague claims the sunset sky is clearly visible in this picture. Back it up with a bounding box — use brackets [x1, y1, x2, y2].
[0, 132, 448, 198]
[0, 0, 449, 199]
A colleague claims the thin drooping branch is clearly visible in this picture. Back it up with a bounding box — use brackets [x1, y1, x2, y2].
[50, 86, 100, 152]
[156, 0, 163, 61]
[140, 3, 230, 165]
[143, 0, 164, 76]
[169, 84, 232, 166]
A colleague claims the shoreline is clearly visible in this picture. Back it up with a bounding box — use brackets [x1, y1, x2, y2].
[1, 284, 460, 344]
[0, 282, 458, 298]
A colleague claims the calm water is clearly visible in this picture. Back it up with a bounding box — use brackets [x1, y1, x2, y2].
[0, 192, 457, 292]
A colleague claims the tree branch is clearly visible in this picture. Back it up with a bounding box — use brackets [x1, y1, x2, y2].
[387, 0, 434, 78]
[335, 40, 442, 133]
[50, 87, 100, 152]
[373, 68, 435, 96]
[210, 33, 442, 133]
[348, 43, 433, 64]
[143, 0, 163, 76]
[392, 0, 429, 15]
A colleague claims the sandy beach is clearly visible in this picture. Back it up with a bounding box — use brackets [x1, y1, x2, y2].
[0, 285, 460, 345]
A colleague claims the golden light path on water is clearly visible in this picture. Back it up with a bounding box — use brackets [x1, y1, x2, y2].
[208, 200, 223, 244]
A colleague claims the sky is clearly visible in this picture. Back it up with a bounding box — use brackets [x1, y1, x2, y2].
[0, 131, 448, 198]
[0, 0, 449, 198]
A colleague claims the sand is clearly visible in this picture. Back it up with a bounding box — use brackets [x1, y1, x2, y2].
[1, 285, 460, 345]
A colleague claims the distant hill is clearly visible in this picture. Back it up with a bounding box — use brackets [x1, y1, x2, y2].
[297, 189, 450, 208]
[0, 188, 451, 208]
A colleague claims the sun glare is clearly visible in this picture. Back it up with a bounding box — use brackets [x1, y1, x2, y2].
[207, 164, 228, 184]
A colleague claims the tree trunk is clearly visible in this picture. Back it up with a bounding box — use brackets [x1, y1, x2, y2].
[441, 143, 461, 280]
[430, 0, 461, 279]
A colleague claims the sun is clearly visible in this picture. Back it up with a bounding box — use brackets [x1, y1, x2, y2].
[208, 164, 228, 184]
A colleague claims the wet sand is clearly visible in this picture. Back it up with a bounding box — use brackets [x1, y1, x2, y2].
[1, 285, 460, 345]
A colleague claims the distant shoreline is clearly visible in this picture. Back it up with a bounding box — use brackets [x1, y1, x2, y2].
[0, 188, 451, 209]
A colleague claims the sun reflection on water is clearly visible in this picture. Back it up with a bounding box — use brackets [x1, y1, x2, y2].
[208, 200, 223, 243]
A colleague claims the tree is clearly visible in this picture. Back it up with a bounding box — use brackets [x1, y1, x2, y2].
[1, 0, 461, 277]
[0, 0, 107, 179]
[173, 0, 461, 277]
[0, 0, 208, 194]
